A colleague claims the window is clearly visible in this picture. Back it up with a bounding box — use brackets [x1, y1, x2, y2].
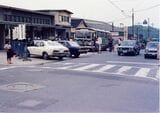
[59, 16, 63, 22]
[59, 15, 70, 22]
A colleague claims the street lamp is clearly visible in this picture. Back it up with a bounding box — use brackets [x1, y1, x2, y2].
[143, 18, 150, 40]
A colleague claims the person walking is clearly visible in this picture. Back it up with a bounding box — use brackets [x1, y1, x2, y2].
[4, 41, 14, 64]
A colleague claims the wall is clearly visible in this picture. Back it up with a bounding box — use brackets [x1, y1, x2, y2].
[0, 24, 5, 50]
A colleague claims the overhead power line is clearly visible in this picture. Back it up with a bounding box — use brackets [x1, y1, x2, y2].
[106, 0, 131, 18]
[134, 4, 160, 12]
[108, 17, 130, 23]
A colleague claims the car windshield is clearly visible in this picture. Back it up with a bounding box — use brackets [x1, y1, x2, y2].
[68, 41, 80, 47]
[147, 42, 158, 48]
[121, 41, 136, 46]
[47, 41, 63, 46]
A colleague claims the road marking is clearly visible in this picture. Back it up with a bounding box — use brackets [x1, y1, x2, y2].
[156, 68, 160, 79]
[57, 63, 86, 69]
[0, 66, 15, 71]
[134, 68, 151, 77]
[63, 63, 74, 65]
[116, 66, 132, 74]
[73, 64, 100, 71]
[106, 61, 158, 66]
[94, 65, 115, 72]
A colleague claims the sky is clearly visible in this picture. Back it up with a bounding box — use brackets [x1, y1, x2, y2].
[0, 0, 159, 28]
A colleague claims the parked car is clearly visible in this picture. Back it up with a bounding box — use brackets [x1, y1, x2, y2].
[117, 40, 140, 56]
[59, 40, 89, 58]
[157, 43, 160, 60]
[27, 40, 69, 60]
[144, 41, 159, 59]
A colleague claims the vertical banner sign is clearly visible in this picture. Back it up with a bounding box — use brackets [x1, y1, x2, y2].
[12, 24, 26, 40]
[18, 24, 22, 40]
[22, 24, 26, 40]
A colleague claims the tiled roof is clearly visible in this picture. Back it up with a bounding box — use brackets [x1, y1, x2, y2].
[0, 5, 53, 16]
[71, 18, 87, 28]
[35, 10, 73, 14]
[84, 19, 122, 32]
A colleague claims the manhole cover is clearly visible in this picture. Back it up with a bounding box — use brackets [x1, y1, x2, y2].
[0, 82, 45, 92]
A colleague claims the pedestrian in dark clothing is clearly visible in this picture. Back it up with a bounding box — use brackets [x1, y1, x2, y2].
[108, 37, 113, 52]
[4, 41, 14, 64]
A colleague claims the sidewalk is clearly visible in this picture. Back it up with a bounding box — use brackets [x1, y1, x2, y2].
[0, 51, 96, 66]
[0, 51, 52, 66]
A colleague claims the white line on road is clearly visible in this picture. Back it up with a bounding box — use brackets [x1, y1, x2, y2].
[106, 61, 158, 66]
[73, 64, 100, 71]
[134, 68, 151, 77]
[116, 66, 132, 74]
[94, 65, 115, 72]
[156, 68, 160, 79]
[57, 63, 86, 70]
[0, 66, 16, 71]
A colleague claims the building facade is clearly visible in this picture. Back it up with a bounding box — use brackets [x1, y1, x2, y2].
[0, 5, 73, 50]
[0, 5, 57, 49]
[36, 10, 73, 40]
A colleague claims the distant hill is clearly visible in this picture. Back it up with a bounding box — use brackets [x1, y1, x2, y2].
[128, 25, 159, 39]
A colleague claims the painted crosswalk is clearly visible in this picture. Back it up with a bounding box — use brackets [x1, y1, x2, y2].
[47, 62, 159, 80]
[0, 62, 159, 81]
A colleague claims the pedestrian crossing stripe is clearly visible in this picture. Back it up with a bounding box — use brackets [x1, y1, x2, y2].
[0, 63, 159, 81]
[57, 63, 87, 69]
[156, 68, 160, 79]
[73, 64, 100, 71]
[53, 63, 159, 80]
[116, 66, 132, 74]
[94, 65, 115, 72]
[134, 68, 151, 77]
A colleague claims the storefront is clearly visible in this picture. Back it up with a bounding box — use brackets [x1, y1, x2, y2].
[0, 5, 55, 49]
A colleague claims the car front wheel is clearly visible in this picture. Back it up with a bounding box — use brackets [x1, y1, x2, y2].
[144, 54, 148, 59]
[58, 56, 63, 60]
[74, 53, 80, 58]
[42, 52, 49, 60]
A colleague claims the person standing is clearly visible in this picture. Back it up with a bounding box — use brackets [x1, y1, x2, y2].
[96, 37, 102, 54]
[118, 38, 122, 46]
[4, 41, 14, 64]
[108, 37, 113, 52]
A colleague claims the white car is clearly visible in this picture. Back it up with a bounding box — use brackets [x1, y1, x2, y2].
[27, 40, 69, 60]
[144, 41, 159, 59]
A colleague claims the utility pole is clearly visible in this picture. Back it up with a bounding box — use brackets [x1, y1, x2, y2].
[132, 8, 134, 39]
[112, 22, 114, 31]
[147, 18, 150, 39]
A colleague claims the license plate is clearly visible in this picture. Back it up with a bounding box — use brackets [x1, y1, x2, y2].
[151, 53, 156, 55]
[123, 50, 127, 53]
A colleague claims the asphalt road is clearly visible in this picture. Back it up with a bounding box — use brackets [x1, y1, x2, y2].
[0, 50, 159, 113]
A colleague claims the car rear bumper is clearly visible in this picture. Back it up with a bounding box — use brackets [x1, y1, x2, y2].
[118, 50, 135, 54]
[145, 52, 157, 57]
[52, 52, 69, 57]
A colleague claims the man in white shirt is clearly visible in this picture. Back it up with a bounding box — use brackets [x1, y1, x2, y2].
[96, 37, 102, 54]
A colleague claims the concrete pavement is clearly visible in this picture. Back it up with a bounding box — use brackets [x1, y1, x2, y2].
[0, 51, 56, 66]
[0, 51, 96, 66]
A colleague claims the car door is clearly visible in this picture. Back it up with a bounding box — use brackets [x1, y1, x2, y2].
[36, 42, 45, 55]
[28, 42, 40, 55]
[33, 42, 41, 55]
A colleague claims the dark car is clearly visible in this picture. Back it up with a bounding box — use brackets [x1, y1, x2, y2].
[117, 40, 140, 56]
[144, 41, 159, 59]
[59, 40, 89, 58]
